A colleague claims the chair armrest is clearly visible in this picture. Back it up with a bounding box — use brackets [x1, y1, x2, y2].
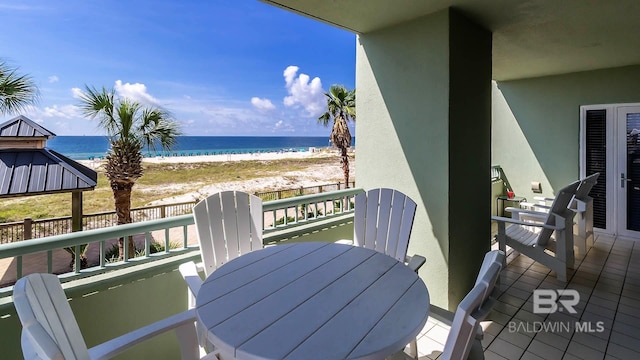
[491, 216, 562, 230]
[179, 261, 204, 298]
[533, 195, 555, 204]
[518, 201, 537, 209]
[571, 198, 589, 212]
[405, 254, 426, 272]
[518, 202, 551, 212]
[505, 207, 550, 223]
[335, 239, 353, 245]
[505, 207, 549, 217]
[88, 309, 198, 360]
[22, 323, 64, 360]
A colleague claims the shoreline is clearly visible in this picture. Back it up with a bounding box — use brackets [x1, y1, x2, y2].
[77, 148, 346, 167]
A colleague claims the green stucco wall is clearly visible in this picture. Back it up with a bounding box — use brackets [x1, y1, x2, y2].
[493, 65, 640, 200]
[356, 8, 491, 310]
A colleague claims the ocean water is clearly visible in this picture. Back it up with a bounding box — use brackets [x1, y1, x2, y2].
[46, 136, 354, 160]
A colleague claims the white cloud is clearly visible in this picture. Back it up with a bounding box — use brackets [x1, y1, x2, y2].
[273, 119, 294, 133]
[114, 80, 159, 105]
[71, 81, 160, 106]
[42, 104, 79, 119]
[19, 78, 331, 136]
[71, 87, 83, 99]
[251, 97, 276, 111]
[282, 66, 325, 117]
[48, 75, 59, 83]
[283, 66, 298, 87]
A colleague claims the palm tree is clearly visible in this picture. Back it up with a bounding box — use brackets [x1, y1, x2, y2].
[318, 85, 356, 188]
[0, 60, 39, 115]
[78, 85, 181, 259]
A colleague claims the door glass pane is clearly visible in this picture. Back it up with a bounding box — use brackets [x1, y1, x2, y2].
[627, 113, 640, 231]
[586, 109, 607, 229]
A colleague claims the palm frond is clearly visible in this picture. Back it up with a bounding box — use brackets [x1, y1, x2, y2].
[320, 84, 356, 127]
[317, 112, 331, 126]
[77, 85, 120, 134]
[78, 83, 182, 154]
[0, 61, 39, 115]
[116, 99, 141, 140]
[140, 107, 181, 151]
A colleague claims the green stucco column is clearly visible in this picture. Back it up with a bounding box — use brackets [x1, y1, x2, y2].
[356, 8, 492, 310]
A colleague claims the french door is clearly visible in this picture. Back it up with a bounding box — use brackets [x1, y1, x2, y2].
[581, 104, 640, 239]
[617, 106, 640, 237]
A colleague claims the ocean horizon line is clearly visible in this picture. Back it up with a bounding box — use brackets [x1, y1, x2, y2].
[47, 135, 355, 160]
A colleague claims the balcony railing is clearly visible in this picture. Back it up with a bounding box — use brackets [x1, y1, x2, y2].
[0, 188, 362, 295]
[0, 201, 198, 244]
[0, 182, 356, 244]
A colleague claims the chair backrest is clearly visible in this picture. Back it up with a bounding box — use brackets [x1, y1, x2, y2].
[353, 188, 417, 262]
[537, 180, 581, 246]
[440, 283, 486, 360]
[441, 260, 502, 360]
[574, 172, 599, 202]
[13, 273, 90, 360]
[475, 250, 505, 296]
[193, 191, 263, 277]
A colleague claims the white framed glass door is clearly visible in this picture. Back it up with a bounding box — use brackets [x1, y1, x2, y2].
[616, 106, 640, 237]
[581, 103, 640, 239]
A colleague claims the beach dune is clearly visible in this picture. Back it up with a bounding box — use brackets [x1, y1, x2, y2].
[80, 148, 356, 206]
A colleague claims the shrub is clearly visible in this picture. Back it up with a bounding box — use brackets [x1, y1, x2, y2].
[105, 241, 181, 263]
[275, 216, 296, 226]
[299, 203, 324, 219]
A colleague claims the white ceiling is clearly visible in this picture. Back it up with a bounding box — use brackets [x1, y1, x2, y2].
[261, 0, 640, 80]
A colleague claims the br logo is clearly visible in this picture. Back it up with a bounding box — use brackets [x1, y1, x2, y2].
[533, 289, 580, 314]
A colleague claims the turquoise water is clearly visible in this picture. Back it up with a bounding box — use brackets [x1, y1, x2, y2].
[46, 136, 354, 160]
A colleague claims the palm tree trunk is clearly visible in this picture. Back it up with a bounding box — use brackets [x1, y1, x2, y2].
[341, 146, 350, 188]
[113, 184, 135, 259]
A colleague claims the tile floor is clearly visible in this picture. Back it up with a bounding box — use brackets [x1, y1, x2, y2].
[412, 233, 640, 359]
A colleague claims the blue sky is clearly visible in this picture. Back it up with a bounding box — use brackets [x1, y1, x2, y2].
[0, 1, 356, 136]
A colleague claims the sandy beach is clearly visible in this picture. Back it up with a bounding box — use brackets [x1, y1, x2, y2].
[78, 148, 343, 166]
[79, 148, 355, 206]
[143, 149, 336, 164]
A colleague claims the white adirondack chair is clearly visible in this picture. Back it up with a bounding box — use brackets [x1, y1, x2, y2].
[351, 188, 426, 272]
[391, 250, 505, 360]
[493, 180, 581, 282]
[179, 191, 263, 353]
[522, 173, 600, 254]
[343, 188, 426, 359]
[440, 258, 503, 360]
[13, 273, 201, 360]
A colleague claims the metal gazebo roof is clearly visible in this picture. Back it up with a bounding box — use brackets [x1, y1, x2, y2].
[0, 115, 56, 139]
[0, 116, 97, 198]
[0, 149, 97, 197]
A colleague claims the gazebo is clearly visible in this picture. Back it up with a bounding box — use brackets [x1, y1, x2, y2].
[0, 115, 97, 235]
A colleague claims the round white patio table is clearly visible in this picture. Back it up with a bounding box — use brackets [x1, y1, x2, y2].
[195, 241, 429, 360]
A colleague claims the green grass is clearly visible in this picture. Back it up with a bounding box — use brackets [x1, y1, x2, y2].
[0, 156, 344, 222]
